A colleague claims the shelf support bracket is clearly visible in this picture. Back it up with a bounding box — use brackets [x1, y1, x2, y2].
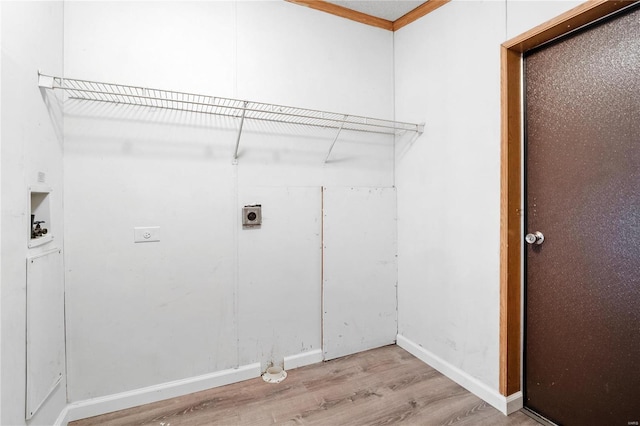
[233, 101, 248, 164]
[324, 115, 347, 163]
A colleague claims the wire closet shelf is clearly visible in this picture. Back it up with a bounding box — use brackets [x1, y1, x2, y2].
[38, 73, 423, 162]
[39, 73, 423, 134]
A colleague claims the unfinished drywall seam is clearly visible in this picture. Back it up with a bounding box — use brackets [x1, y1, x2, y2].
[233, 0, 238, 99]
[232, 163, 240, 368]
[391, 28, 396, 188]
[320, 186, 324, 358]
[391, 29, 399, 340]
[61, 0, 71, 409]
[0, 3, 3, 421]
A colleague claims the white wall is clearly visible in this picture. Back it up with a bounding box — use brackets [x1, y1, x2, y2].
[0, 4, 3, 420]
[394, 0, 581, 401]
[506, 0, 583, 40]
[1, 1, 65, 425]
[63, 0, 395, 402]
[0, 4, 3, 418]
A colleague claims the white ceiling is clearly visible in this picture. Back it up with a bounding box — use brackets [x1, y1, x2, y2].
[325, 1, 427, 22]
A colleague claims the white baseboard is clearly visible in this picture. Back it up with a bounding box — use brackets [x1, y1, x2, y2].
[56, 348, 326, 426]
[506, 390, 524, 413]
[284, 349, 324, 370]
[396, 334, 523, 415]
[56, 363, 261, 426]
[55, 342, 520, 425]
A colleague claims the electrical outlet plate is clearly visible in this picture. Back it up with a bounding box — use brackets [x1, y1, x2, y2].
[242, 205, 262, 227]
[134, 226, 160, 243]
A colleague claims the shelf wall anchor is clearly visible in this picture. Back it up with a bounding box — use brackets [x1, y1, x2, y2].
[37, 71, 55, 89]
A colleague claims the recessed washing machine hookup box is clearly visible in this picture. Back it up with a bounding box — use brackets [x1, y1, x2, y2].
[242, 205, 262, 227]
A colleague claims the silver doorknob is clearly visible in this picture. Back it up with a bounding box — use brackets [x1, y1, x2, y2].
[525, 231, 544, 245]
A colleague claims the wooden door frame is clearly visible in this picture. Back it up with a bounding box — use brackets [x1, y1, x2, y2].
[499, 0, 639, 396]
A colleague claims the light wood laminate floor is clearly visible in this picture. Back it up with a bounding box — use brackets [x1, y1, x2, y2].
[71, 345, 539, 425]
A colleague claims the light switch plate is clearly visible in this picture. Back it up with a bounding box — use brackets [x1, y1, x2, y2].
[134, 226, 160, 243]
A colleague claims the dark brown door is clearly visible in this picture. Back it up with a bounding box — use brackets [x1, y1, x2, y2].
[524, 6, 640, 426]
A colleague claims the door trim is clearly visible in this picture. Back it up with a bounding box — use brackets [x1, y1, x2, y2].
[499, 0, 639, 396]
